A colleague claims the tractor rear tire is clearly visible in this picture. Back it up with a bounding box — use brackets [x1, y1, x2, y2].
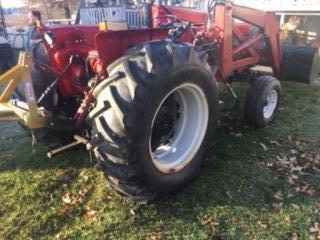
[90, 40, 218, 201]
[244, 75, 281, 128]
[0, 42, 13, 73]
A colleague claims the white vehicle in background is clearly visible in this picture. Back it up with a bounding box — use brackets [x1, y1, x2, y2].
[45, 18, 73, 26]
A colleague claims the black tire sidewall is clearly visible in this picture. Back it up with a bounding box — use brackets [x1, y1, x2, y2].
[245, 76, 281, 128]
[256, 79, 281, 127]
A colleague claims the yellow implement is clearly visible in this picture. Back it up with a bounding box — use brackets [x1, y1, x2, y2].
[0, 52, 46, 129]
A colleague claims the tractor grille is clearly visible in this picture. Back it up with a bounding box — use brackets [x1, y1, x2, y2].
[79, 7, 148, 28]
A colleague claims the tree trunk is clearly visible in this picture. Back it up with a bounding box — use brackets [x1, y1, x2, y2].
[63, 1, 71, 19]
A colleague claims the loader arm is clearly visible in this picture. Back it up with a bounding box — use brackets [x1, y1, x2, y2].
[214, 3, 281, 79]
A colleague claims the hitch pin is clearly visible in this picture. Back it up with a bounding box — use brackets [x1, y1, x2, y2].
[47, 135, 92, 158]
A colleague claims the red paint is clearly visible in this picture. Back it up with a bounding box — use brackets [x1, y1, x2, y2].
[151, 5, 206, 27]
[35, 3, 281, 125]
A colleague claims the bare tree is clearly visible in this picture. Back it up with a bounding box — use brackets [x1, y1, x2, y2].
[25, 0, 79, 19]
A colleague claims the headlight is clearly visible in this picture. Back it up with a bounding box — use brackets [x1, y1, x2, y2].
[44, 32, 54, 46]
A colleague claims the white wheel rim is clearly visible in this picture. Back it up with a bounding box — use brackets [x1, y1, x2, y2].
[149, 83, 209, 173]
[263, 89, 278, 119]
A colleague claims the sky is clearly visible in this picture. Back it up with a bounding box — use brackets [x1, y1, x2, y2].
[2, 0, 25, 8]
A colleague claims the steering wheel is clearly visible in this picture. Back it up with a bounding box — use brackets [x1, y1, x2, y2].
[168, 22, 191, 39]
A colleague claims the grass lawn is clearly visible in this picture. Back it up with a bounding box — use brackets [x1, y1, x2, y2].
[0, 82, 319, 240]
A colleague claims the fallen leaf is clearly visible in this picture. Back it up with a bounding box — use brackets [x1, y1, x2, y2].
[277, 156, 290, 166]
[291, 174, 299, 179]
[274, 191, 284, 201]
[290, 166, 304, 173]
[313, 201, 320, 208]
[287, 193, 294, 198]
[291, 203, 300, 210]
[70, 196, 78, 205]
[291, 232, 298, 240]
[266, 162, 275, 168]
[202, 213, 219, 235]
[300, 153, 306, 158]
[60, 205, 69, 214]
[61, 192, 72, 205]
[289, 156, 297, 163]
[85, 208, 97, 218]
[290, 149, 298, 155]
[295, 185, 316, 196]
[284, 215, 291, 223]
[286, 176, 295, 185]
[226, 191, 232, 199]
[143, 228, 162, 240]
[130, 209, 136, 216]
[78, 189, 87, 197]
[312, 166, 320, 175]
[202, 213, 218, 226]
[288, 134, 298, 142]
[260, 143, 268, 151]
[244, 230, 252, 236]
[309, 222, 320, 233]
[257, 221, 267, 229]
[235, 133, 242, 138]
[272, 202, 283, 209]
[270, 140, 281, 146]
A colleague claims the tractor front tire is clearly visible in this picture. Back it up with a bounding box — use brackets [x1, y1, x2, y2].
[90, 40, 219, 201]
[244, 75, 281, 128]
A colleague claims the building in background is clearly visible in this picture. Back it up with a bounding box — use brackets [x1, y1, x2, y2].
[193, 0, 320, 46]
[236, 0, 320, 46]
[193, 0, 320, 12]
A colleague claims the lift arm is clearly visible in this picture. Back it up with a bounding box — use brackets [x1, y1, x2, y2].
[214, 3, 281, 79]
[0, 52, 45, 128]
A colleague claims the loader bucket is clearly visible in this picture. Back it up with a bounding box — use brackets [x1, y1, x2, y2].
[281, 44, 320, 85]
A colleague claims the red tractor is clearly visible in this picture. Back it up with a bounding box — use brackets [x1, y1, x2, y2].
[0, 1, 281, 201]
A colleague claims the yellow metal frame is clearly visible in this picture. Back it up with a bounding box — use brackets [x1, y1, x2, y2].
[0, 51, 46, 129]
[98, 21, 129, 31]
